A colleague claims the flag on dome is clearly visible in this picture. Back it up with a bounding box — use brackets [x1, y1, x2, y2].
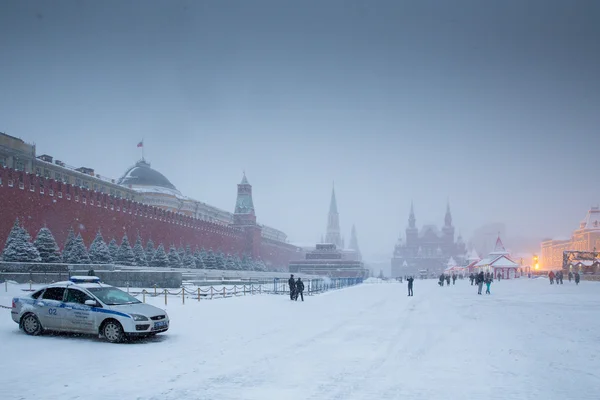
[137, 141, 143, 148]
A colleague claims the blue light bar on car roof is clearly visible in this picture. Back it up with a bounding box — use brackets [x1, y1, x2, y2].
[69, 276, 101, 284]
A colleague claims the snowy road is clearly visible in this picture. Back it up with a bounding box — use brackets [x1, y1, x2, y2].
[1, 279, 599, 400]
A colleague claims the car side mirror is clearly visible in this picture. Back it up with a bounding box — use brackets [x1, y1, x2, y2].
[85, 300, 98, 307]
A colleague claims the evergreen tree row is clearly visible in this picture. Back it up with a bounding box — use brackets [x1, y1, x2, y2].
[1, 219, 271, 271]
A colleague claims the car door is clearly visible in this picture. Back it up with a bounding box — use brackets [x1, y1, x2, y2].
[62, 288, 96, 333]
[36, 287, 66, 330]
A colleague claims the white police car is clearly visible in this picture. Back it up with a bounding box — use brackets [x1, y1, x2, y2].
[11, 276, 169, 343]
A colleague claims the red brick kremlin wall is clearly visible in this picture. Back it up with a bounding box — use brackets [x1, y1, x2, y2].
[0, 168, 302, 269]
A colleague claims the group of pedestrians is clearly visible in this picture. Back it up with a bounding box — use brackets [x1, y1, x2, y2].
[288, 274, 305, 301]
[549, 270, 580, 285]
[471, 271, 493, 295]
[438, 273, 457, 286]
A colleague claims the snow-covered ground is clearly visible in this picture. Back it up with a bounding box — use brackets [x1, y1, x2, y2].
[1, 278, 599, 400]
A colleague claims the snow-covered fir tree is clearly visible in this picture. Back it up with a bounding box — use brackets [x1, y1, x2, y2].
[2, 220, 41, 262]
[115, 235, 136, 266]
[145, 239, 155, 262]
[182, 252, 196, 269]
[168, 245, 182, 268]
[66, 234, 91, 264]
[132, 236, 148, 267]
[108, 238, 119, 261]
[33, 227, 61, 263]
[88, 231, 112, 264]
[177, 245, 185, 261]
[233, 255, 243, 271]
[215, 251, 226, 270]
[150, 244, 169, 268]
[193, 247, 205, 269]
[225, 255, 236, 270]
[241, 254, 252, 271]
[62, 227, 76, 263]
[204, 250, 217, 269]
[185, 245, 192, 257]
[2, 218, 22, 261]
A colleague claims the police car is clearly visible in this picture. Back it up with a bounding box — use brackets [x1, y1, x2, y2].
[11, 276, 169, 343]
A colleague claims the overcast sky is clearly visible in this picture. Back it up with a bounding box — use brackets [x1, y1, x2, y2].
[1, 0, 599, 260]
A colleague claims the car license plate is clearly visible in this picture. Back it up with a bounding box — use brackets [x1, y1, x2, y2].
[153, 321, 167, 330]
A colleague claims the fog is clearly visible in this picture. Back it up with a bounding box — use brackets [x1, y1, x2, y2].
[1, 0, 599, 263]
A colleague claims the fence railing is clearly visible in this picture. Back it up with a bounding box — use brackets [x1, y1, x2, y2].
[1, 277, 363, 307]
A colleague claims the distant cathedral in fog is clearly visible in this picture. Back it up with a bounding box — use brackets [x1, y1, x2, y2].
[391, 202, 466, 276]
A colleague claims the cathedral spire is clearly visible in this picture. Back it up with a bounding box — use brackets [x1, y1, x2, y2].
[325, 183, 342, 248]
[445, 199, 452, 227]
[233, 172, 256, 225]
[408, 200, 416, 228]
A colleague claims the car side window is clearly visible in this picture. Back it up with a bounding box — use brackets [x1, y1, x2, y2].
[65, 289, 93, 305]
[41, 287, 65, 301]
[31, 289, 44, 299]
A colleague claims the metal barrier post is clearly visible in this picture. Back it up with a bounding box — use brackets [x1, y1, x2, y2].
[243, 285, 246, 296]
[197, 287, 200, 302]
[182, 288, 185, 305]
[222, 287, 226, 298]
[5, 280, 7, 292]
[259, 284, 262, 294]
[164, 289, 167, 305]
[211, 286, 214, 300]
[143, 290, 146, 303]
[29, 280, 32, 291]
[127, 282, 130, 294]
[234, 285, 237, 296]
[154, 284, 157, 296]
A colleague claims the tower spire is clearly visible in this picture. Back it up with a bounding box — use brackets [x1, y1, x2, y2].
[408, 200, 416, 228]
[325, 183, 342, 248]
[445, 199, 452, 227]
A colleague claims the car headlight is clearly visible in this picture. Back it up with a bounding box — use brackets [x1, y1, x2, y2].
[130, 314, 149, 321]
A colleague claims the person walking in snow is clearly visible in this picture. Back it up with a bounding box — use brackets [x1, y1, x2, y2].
[568, 271, 573, 282]
[452, 274, 457, 285]
[295, 277, 304, 301]
[407, 276, 414, 296]
[548, 271, 555, 284]
[477, 271, 484, 295]
[439, 274, 445, 287]
[574, 272, 580, 285]
[288, 274, 296, 300]
[485, 277, 491, 295]
[469, 273, 474, 285]
[445, 275, 451, 286]
[559, 271, 564, 284]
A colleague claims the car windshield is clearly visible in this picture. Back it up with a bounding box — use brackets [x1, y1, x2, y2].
[88, 287, 141, 305]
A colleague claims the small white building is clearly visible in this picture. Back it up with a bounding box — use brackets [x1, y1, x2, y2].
[474, 236, 523, 279]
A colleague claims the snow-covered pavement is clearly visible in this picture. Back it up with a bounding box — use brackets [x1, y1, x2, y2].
[1, 278, 599, 400]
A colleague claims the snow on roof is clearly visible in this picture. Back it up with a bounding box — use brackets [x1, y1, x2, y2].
[579, 206, 600, 231]
[489, 255, 519, 268]
[467, 248, 480, 261]
[447, 256, 457, 267]
[489, 235, 508, 255]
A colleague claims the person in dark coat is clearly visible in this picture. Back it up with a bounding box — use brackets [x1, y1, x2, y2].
[452, 274, 457, 285]
[568, 271, 573, 282]
[445, 275, 451, 286]
[439, 274, 445, 287]
[477, 271, 484, 295]
[559, 271, 564, 284]
[469, 273, 474, 285]
[288, 274, 296, 300]
[407, 276, 414, 296]
[548, 271, 555, 284]
[295, 277, 304, 301]
[574, 272, 580, 285]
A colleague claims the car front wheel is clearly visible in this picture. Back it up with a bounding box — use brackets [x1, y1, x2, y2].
[102, 320, 125, 343]
[21, 313, 43, 336]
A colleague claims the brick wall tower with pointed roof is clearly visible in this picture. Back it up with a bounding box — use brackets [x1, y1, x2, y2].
[325, 185, 343, 248]
[406, 201, 418, 245]
[232, 173, 261, 258]
[233, 173, 256, 226]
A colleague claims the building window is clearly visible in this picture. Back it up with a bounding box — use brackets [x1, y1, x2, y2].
[83, 181, 89, 189]
[75, 178, 81, 187]
[44, 169, 50, 179]
[93, 183, 98, 192]
[55, 172, 61, 181]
